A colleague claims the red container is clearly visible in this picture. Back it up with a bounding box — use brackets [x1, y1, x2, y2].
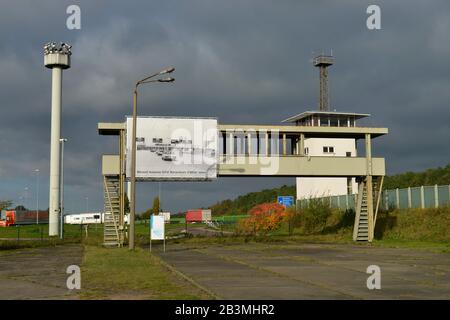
[186, 210, 203, 223]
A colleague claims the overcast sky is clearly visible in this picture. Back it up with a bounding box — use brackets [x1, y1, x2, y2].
[0, 0, 449, 214]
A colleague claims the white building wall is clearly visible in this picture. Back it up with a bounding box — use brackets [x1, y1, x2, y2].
[296, 138, 358, 200]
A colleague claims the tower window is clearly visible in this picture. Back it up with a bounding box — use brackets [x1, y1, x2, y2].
[323, 146, 334, 153]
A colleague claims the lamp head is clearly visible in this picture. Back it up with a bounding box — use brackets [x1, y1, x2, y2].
[159, 67, 175, 75]
[158, 77, 175, 83]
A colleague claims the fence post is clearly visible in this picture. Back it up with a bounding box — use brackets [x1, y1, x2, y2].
[395, 188, 400, 209]
[420, 186, 425, 209]
[337, 196, 340, 209]
[346, 194, 349, 210]
[407, 187, 412, 208]
[385, 192, 388, 210]
[434, 184, 439, 208]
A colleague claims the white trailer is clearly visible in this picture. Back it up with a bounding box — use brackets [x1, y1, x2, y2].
[64, 212, 103, 224]
[202, 209, 212, 222]
[160, 212, 171, 223]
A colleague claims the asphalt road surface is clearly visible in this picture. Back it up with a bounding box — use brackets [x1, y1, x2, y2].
[156, 242, 450, 299]
[0, 245, 82, 299]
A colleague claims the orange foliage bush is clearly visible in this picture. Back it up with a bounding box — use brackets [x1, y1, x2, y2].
[236, 203, 286, 235]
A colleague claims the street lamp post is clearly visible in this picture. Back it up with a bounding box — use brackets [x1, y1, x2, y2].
[34, 169, 40, 224]
[60, 138, 67, 239]
[24, 187, 29, 210]
[129, 67, 175, 250]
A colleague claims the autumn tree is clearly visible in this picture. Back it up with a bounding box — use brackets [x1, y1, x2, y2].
[236, 202, 286, 236]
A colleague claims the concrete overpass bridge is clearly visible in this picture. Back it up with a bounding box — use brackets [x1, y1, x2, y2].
[98, 120, 388, 246]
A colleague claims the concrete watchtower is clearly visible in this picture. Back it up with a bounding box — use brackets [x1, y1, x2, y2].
[44, 42, 71, 236]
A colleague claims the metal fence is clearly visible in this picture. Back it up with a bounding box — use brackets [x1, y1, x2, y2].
[297, 184, 450, 211]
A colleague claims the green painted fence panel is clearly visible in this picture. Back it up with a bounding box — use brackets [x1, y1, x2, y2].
[438, 185, 450, 206]
[411, 187, 422, 208]
[424, 186, 435, 208]
[398, 188, 409, 209]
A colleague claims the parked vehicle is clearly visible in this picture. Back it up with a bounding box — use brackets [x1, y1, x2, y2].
[0, 210, 49, 227]
[64, 212, 129, 225]
[162, 153, 176, 161]
[64, 212, 103, 224]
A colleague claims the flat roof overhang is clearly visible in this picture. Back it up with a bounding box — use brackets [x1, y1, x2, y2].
[282, 111, 370, 123]
[218, 124, 388, 139]
[98, 122, 125, 135]
[98, 122, 388, 139]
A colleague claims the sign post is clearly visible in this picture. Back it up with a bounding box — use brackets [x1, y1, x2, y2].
[150, 215, 166, 253]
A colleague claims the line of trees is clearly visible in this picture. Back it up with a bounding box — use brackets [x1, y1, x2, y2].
[383, 163, 450, 189]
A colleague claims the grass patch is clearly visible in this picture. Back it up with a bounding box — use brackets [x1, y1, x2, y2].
[80, 245, 210, 300]
[0, 224, 103, 239]
[372, 239, 450, 254]
[375, 207, 450, 242]
[171, 207, 450, 253]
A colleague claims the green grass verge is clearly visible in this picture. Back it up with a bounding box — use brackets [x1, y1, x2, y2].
[80, 245, 210, 300]
[376, 207, 450, 242]
[0, 224, 103, 239]
[371, 239, 450, 254]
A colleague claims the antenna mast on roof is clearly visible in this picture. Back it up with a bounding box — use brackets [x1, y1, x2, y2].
[313, 51, 334, 111]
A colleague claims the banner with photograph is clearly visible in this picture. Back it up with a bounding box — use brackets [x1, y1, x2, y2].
[126, 116, 217, 181]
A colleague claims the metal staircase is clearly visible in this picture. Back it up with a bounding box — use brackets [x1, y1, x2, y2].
[353, 176, 383, 242]
[103, 176, 122, 247]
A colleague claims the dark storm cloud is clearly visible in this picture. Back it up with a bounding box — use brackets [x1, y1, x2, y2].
[0, 0, 449, 213]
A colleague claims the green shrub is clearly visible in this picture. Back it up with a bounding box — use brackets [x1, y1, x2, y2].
[297, 198, 333, 234]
